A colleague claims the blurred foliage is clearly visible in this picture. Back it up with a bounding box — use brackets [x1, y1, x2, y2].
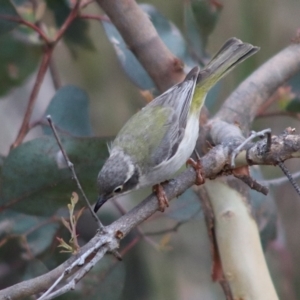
[0, 135, 108, 215]
[0, 0, 299, 299]
[0, 0, 20, 35]
[102, 4, 198, 92]
[46, 0, 95, 56]
[0, 34, 41, 96]
[184, 0, 223, 60]
[43, 85, 93, 137]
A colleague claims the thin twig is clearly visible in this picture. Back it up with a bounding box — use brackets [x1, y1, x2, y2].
[0, 15, 51, 44]
[278, 161, 300, 196]
[233, 174, 269, 195]
[11, 0, 83, 149]
[54, 0, 81, 43]
[144, 221, 185, 236]
[231, 128, 272, 167]
[11, 47, 54, 149]
[47, 115, 104, 230]
[261, 170, 300, 186]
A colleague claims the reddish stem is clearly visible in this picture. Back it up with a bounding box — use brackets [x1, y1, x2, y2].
[54, 1, 80, 43]
[0, 15, 50, 44]
[10, 1, 82, 149]
[120, 236, 140, 256]
[11, 47, 54, 149]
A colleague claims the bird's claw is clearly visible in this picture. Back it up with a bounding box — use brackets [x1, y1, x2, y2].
[186, 158, 205, 185]
[153, 183, 169, 212]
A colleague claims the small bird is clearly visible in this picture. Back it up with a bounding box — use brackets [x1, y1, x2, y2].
[94, 38, 259, 213]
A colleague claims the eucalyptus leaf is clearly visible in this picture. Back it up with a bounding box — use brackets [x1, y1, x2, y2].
[0, 207, 59, 257]
[166, 188, 202, 221]
[185, 0, 222, 57]
[0, 0, 19, 36]
[0, 34, 41, 96]
[285, 98, 300, 113]
[46, 0, 95, 55]
[1, 136, 108, 216]
[43, 85, 93, 137]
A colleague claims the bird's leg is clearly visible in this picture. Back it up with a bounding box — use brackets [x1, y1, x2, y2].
[153, 183, 169, 212]
[186, 150, 205, 185]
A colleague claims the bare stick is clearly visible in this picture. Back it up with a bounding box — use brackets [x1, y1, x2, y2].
[0, 15, 50, 44]
[11, 48, 53, 149]
[46, 115, 104, 230]
[261, 170, 300, 186]
[231, 128, 271, 167]
[278, 161, 300, 197]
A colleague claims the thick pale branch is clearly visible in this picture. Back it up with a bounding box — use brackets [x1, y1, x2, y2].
[215, 42, 300, 132]
[95, 0, 185, 91]
[205, 180, 279, 300]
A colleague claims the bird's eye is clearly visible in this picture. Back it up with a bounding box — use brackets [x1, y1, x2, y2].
[113, 186, 123, 194]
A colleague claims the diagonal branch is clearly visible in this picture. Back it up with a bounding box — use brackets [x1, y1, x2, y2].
[95, 0, 185, 91]
[215, 41, 300, 133]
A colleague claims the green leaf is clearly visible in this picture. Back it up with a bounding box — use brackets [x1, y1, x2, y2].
[43, 85, 93, 137]
[102, 4, 198, 91]
[285, 98, 300, 113]
[46, 0, 95, 55]
[0, 0, 19, 36]
[141, 4, 196, 68]
[166, 188, 202, 221]
[23, 259, 49, 280]
[27, 221, 59, 255]
[101, 20, 155, 91]
[185, 0, 222, 58]
[0, 33, 41, 96]
[0, 136, 108, 216]
[0, 209, 59, 257]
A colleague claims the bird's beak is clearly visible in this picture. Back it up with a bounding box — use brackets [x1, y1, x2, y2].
[94, 194, 109, 212]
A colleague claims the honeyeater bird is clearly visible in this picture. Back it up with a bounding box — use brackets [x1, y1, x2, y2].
[94, 37, 259, 213]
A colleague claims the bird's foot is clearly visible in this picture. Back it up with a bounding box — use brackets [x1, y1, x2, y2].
[153, 183, 169, 212]
[186, 158, 205, 185]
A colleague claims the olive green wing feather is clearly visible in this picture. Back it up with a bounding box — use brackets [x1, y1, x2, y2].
[112, 105, 180, 172]
[148, 67, 199, 130]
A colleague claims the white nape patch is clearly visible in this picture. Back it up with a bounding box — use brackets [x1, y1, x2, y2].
[110, 148, 135, 182]
[55, 150, 68, 169]
[124, 154, 135, 182]
[106, 141, 113, 154]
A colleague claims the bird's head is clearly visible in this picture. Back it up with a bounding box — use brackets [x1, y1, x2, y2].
[94, 150, 139, 212]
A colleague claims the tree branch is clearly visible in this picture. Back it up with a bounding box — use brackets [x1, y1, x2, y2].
[215, 42, 300, 133]
[1, 129, 299, 299]
[95, 0, 185, 91]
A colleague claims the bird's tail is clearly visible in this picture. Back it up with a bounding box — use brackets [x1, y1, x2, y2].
[191, 37, 259, 110]
[200, 38, 259, 90]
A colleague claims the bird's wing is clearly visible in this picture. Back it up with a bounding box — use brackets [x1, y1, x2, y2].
[113, 67, 199, 171]
[148, 66, 199, 131]
[113, 105, 180, 171]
